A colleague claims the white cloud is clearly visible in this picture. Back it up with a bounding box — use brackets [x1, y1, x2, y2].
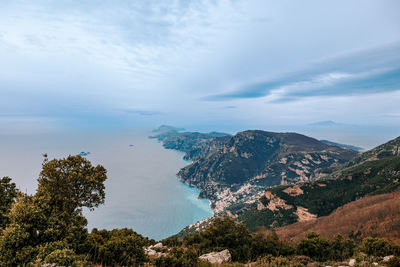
[0, 0, 399, 140]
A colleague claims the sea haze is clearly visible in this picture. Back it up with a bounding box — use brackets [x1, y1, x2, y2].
[0, 130, 213, 240]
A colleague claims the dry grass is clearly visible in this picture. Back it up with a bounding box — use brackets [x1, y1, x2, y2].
[274, 190, 400, 244]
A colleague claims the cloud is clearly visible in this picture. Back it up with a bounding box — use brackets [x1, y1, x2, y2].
[0, 0, 399, 140]
[123, 109, 162, 116]
[204, 44, 400, 102]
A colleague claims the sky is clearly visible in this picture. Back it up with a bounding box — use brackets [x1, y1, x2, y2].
[0, 0, 400, 148]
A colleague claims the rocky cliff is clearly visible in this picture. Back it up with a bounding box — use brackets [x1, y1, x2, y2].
[177, 130, 358, 215]
[152, 128, 358, 216]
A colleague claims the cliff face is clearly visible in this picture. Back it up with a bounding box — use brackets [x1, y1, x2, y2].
[176, 130, 358, 215]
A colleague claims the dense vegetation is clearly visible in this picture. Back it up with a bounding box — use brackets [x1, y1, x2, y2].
[0, 155, 152, 266]
[161, 218, 400, 266]
[235, 155, 400, 230]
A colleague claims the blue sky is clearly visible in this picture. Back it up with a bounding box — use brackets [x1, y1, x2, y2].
[0, 0, 399, 147]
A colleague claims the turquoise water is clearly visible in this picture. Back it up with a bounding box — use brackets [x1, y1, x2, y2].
[0, 130, 213, 240]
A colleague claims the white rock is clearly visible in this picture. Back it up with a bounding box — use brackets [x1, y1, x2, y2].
[383, 255, 394, 262]
[153, 242, 163, 249]
[373, 263, 378, 266]
[199, 249, 231, 264]
[349, 259, 356, 266]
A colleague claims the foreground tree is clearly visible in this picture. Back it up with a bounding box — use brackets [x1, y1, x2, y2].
[36, 155, 107, 213]
[0, 177, 17, 229]
[0, 155, 107, 266]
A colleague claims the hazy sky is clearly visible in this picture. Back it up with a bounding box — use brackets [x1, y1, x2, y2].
[0, 0, 399, 147]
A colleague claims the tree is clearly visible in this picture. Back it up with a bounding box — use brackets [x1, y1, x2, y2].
[0, 194, 46, 266]
[296, 232, 330, 261]
[35, 155, 107, 214]
[184, 217, 254, 262]
[329, 235, 355, 261]
[88, 228, 150, 266]
[0, 155, 108, 266]
[361, 237, 400, 256]
[0, 176, 18, 228]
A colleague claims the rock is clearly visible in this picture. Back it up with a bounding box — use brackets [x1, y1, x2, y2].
[144, 247, 166, 259]
[383, 255, 394, 262]
[144, 243, 168, 259]
[349, 259, 356, 266]
[199, 249, 231, 264]
[152, 242, 163, 249]
[373, 263, 378, 266]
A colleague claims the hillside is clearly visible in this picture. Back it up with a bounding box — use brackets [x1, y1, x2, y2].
[178, 130, 358, 214]
[238, 155, 400, 231]
[321, 136, 400, 179]
[150, 129, 231, 160]
[320, 139, 363, 152]
[275, 189, 400, 244]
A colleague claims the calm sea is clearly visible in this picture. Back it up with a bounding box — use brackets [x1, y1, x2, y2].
[0, 130, 213, 240]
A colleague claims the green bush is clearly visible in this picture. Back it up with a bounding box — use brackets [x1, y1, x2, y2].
[183, 217, 254, 262]
[296, 232, 330, 261]
[155, 247, 198, 267]
[360, 237, 400, 256]
[44, 248, 82, 266]
[88, 228, 151, 266]
[388, 256, 400, 267]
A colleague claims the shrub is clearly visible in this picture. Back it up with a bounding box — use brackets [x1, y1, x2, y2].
[360, 237, 399, 256]
[88, 228, 150, 266]
[388, 256, 400, 267]
[155, 247, 198, 267]
[184, 217, 254, 262]
[43, 248, 83, 267]
[296, 232, 330, 261]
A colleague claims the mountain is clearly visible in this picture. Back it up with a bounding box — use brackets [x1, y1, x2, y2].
[151, 125, 186, 133]
[322, 136, 400, 179]
[177, 130, 358, 215]
[237, 154, 400, 231]
[150, 129, 231, 161]
[320, 139, 363, 152]
[275, 189, 400, 244]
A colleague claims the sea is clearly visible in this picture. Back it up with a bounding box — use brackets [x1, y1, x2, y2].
[0, 130, 213, 240]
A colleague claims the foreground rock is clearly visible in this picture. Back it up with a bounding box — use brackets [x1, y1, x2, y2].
[144, 242, 168, 259]
[198, 249, 231, 264]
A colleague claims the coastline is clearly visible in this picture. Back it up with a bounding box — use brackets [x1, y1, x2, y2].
[151, 136, 215, 218]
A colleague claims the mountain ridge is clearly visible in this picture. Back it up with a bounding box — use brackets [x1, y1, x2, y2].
[151, 127, 359, 215]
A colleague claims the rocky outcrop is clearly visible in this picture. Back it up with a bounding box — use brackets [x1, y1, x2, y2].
[144, 243, 168, 259]
[295, 206, 317, 221]
[283, 185, 304, 196]
[267, 196, 293, 211]
[198, 249, 231, 264]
